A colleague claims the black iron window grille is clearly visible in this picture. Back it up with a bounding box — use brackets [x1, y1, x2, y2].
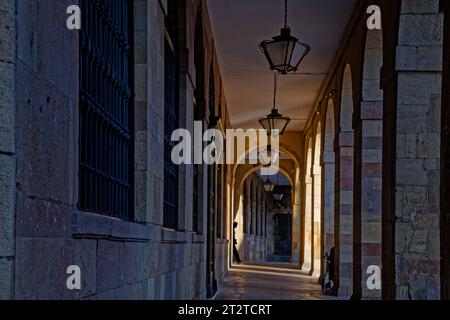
[193, 162, 200, 233]
[79, 0, 134, 220]
[163, 0, 180, 230]
[164, 40, 179, 230]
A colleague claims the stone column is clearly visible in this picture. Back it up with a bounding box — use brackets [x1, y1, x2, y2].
[394, 0, 443, 300]
[244, 179, 252, 261]
[0, 0, 16, 300]
[313, 164, 322, 277]
[338, 131, 354, 297]
[292, 169, 302, 264]
[354, 102, 383, 300]
[250, 178, 257, 261]
[323, 149, 335, 273]
[245, 179, 251, 235]
[262, 195, 267, 260]
[255, 182, 261, 261]
[302, 168, 313, 272]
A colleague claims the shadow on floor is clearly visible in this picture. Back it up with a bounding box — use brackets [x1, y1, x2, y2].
[216, 264, 338, 300]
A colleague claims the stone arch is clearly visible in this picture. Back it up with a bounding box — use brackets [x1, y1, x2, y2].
[389, 0, 444, 300]
[229, 142, 303, 267]
[234, 165, 298, 264]
[232, 141, 302, 179]
[354, 25, 384, 300]
[323, 99, 336, 278]
[336, 64, 355, 297]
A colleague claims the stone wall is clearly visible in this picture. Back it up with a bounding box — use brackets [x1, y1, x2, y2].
[0, 0, 16, 301]
[394, 0, 443, 300]
[8, 0, 229, 300]
[355, 28, 384, 300]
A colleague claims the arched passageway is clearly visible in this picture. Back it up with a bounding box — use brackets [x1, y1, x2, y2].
[232, 161, 301, 267]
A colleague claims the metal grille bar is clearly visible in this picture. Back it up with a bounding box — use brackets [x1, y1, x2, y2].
[163, 39, 179, 230]
[79, 0, 134, 220]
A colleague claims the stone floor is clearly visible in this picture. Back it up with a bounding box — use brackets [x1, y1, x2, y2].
[216, 264, 337, 300]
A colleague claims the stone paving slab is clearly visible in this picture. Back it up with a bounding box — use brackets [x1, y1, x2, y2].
[216, 265, 338, 300]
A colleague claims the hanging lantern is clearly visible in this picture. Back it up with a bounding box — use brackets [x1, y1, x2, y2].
[259, 73, 291, 136]
[263, 179, 275, 192]
[259, 108, 291, 136]
[259, 0, 311, 74]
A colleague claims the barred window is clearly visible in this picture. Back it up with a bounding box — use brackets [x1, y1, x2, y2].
[164, 0, 180, 230]
[193, 162, 200, 233]
[79, 0, 134, 220]
[164, 40, 179, 230]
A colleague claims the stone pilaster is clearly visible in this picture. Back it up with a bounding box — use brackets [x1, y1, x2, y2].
[313, 164, 322, 277]
[302, 143, 313, 272]
[359, 102, 383, 299]
[338, 131, 354, 297]
[394, 0, 443, 300]
[0, 0, 16, 300]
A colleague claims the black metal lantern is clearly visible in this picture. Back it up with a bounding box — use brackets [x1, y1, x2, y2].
[263, 179, 275, 193]
[259, 108, 291, 136]
[259, 0, 311, 74]
[259, 74, 291, 136]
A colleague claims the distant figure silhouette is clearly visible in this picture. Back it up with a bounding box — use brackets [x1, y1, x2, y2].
[233, 222, 242, 264]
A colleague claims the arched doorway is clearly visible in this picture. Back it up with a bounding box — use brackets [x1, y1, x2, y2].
[233, 164, 298, 266]
[238, 170, 294, 265]
[230, 140, 303, 269]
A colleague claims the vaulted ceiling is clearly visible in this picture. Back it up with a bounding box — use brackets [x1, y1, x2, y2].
[207, 0, 359, 131]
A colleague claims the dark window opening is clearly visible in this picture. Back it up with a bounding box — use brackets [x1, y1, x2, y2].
[79, 0, 134, 220]
[164, 40, 179, 230]
[164, 0, 180, 230]
[193, 161, 200, 233]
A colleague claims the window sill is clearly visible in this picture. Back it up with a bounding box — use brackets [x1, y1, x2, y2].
[192, 233, 205, 244]
[161, 228, 187, 244]
[72, 211, 158, 242]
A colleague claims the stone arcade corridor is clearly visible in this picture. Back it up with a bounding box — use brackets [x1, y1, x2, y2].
[1, 0, 450, 301]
